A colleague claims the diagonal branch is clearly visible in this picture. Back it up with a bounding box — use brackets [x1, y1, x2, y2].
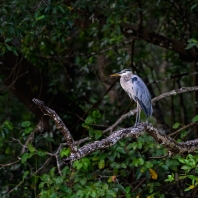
[121, 23, 198, 62]
[104, 86, 198, 133]
[32, 98, 78, 153]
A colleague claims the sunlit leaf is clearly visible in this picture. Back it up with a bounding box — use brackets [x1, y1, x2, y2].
[172, 122, 180, 129]
[149, 168, 158, 180]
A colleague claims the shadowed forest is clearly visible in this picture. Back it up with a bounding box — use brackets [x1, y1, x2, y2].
[1, 0, 198, 197]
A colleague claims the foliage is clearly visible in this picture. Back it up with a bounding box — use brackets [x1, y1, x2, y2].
[1, 0, 198, 197]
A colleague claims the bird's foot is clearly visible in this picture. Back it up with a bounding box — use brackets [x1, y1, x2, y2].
[134, 122, 140, 127]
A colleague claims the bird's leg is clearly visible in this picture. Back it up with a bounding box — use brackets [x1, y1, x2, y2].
[135, 103, 140, 126]
[137, 104, 141, 124]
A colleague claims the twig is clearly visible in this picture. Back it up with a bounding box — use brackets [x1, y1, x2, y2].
[11, 137, 27, 148]
[0, 159, 20, 168]
[169, 122, 198, 137]
[20, 119, 44, 155]
[3, 172, 28, 198]
[31, 157, 52, 176]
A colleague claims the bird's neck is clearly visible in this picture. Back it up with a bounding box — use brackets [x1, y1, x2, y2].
[121, 73, 132, 81]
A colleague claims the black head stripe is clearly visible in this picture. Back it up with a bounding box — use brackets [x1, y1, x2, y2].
[121, 69, 131, 73]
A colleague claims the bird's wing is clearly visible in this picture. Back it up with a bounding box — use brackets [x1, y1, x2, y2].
[132, 75, 153, 117]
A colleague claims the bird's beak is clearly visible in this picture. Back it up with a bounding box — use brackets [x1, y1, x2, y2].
[110, 73, 121, 77]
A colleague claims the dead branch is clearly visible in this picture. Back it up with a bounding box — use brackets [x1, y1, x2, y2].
[104, 86, 198, 133]
[32, 98, 78, 153]
[32, 87, 198, 163]
[64, 123, 146, 163]
[64, 123, 198, 162]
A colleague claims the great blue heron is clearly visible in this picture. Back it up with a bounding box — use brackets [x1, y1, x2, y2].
[111, 69, 153, 125]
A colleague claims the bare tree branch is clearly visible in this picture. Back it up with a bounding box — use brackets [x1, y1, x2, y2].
[0, 159, 20, 169]
[169, 122, 198, 137]
[64, 122, 198, 162]
[104, 86, 198, 133]
[32, 98, 78, 153]
[64, 123, 146, 163]
[32, 86, 198, 163]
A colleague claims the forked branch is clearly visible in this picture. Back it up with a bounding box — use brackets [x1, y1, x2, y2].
[32, 86, 198, 163]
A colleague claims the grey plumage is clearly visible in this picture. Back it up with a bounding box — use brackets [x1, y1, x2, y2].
[111, 69, 152, 125]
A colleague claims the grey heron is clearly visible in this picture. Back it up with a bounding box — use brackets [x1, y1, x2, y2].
[111, 69, 152, 125]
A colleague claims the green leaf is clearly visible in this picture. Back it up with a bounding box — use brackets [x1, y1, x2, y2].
[21, 153, 30, 163]
[98, 159, 105, 169]
[55, 177, 63, 184]
[165, 174, 174, 182]
[185, 43, 196, 49]
[126, 143, 133, 150]
[40, 174, 50, 182]
[181, 165, 192, 171]
[184, 186, 194, 191]
[27, 143, 35, 153]
[187, 38, 197, 43]
[36, 15, 45, 21]
[192, 115, 198, 122]
[116, 146, 125, 154]
[38, 182, 44, 189]
[117, 184, 126, 192]
[49, 193, 57, 198]
[60, 148, 70, 157]
[191, 4, 197, 10]
[92, 110, 101, 119]
[25, 127, 33, 134]
[94, 130, 102, 139]
[12, 49, 18, 56]
[172, 122, 180, 129]
[5, 38, 12, 43]
[102, 183, 109, 190]
[79, 177, 87, 186]
[85, 116, 93, 124]
[49, 167, 56, 177]
[37, 150, 47, 156]
[23, 171, 29, 179]
[188, 175, 198, 180]
[5, 44, 12, 51]
[90, 190, 96, 197]
[125, 186, 130, 193]
[21, 121, 31, 127]
[138, 158, 144, 165]
[3, 120, 13, 131]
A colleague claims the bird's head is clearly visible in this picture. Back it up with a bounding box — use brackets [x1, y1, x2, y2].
[110, 69, 132, 77]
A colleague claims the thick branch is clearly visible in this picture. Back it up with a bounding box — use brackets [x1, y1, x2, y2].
[121, 23, 198, 62]
[146, 124, 198, 154]
[64, 123, 198, 163]
[32, 98, 78, 153]
[33, 87, 198, 163]
[64, 123, 146, 163]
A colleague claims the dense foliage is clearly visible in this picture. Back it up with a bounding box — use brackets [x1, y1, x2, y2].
[1, 0, 198, 197]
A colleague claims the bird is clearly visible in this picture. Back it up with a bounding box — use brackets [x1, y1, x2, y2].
[111, 69, 153, 125]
